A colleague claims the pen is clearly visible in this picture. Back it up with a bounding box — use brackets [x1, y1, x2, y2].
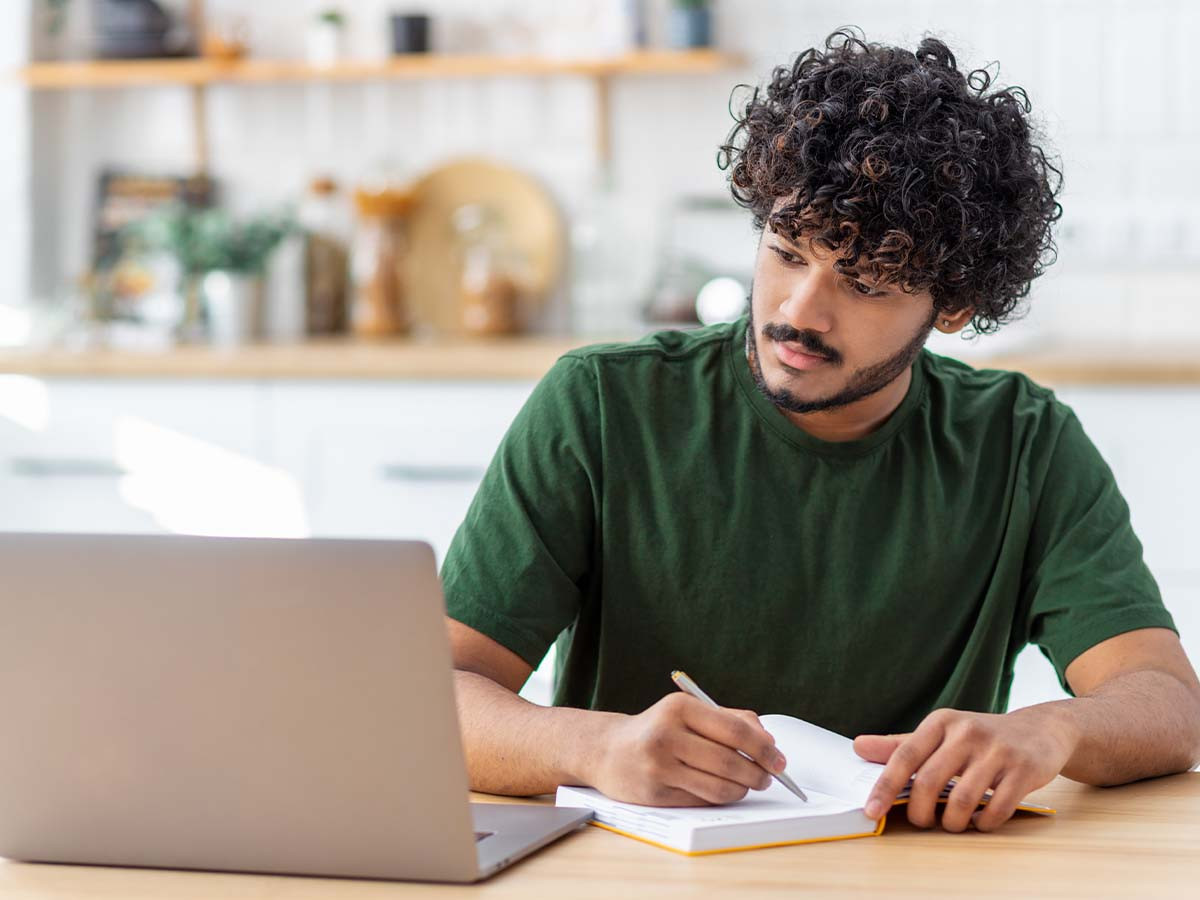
[670, 669, 808, 803]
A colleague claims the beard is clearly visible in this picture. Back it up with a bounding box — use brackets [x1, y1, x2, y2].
[745, 297, 937, 415]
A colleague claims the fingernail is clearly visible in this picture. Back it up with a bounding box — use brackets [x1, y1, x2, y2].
[772, 752, 787, 773]
[864, 800, 883, 819]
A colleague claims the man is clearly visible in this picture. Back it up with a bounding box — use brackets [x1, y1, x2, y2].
[441, 29, 1200, 833]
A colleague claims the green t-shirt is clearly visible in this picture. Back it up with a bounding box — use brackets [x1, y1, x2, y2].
[441, 317, 1176, 737]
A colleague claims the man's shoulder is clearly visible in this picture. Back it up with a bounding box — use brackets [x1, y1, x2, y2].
[918, 349, 1083, 456]
[920, 349, 1064, 417]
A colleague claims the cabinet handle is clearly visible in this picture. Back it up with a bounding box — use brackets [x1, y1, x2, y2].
[9, 457, 126, 478]
[380, 464, 485, 483]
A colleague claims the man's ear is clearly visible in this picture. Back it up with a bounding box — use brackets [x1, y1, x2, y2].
[933, 307, 974, 334]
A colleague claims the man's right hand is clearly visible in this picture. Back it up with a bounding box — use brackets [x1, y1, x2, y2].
[588, 692, 787, 806]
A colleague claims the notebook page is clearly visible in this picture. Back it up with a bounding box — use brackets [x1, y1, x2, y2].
[760, 716, 1041, 811]
[759, 714, 885, 807]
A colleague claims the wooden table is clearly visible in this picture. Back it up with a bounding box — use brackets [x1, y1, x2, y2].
[1, 773, 1196, 898]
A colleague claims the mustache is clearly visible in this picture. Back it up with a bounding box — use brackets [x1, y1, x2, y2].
[760, 322, 842, 365]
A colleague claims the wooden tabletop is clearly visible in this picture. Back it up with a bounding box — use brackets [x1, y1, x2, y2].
[1, 772, 1196, 898]
[0, 337, 1199, 384]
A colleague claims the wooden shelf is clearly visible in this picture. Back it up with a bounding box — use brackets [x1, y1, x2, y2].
[19, 49, 745, 90]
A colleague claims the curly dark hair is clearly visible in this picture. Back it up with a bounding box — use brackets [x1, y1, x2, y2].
[718, 27, 1063, 335]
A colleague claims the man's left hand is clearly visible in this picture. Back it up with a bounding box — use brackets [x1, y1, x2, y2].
[854, 706, 1079, 832]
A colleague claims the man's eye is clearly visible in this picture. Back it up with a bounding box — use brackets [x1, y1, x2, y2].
[851, 281, 887, 298]
[771, 247, 804, 266]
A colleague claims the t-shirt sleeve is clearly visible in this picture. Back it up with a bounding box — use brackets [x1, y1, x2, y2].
[440, 355, 600, 669]
[1023, 403, 1178, 696]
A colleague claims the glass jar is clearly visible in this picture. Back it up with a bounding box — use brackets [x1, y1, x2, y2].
[301, 177, 351, 336]
[452, 203, 520, 336]
[350, 187, 415, 337]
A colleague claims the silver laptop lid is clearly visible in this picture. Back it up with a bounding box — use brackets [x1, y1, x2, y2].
[0, 533, 481, 881]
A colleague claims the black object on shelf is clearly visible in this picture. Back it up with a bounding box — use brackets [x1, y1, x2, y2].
[668, 3, 713, 49]
[390, 13, 431, 54]
[92, 0, 190, 59]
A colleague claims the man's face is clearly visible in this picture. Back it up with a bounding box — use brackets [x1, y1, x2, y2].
[747, 219, 939, 415]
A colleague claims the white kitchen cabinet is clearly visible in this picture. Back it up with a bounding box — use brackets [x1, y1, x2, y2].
[0, 376, 270, 535]
[264, 380, 536, 561]
[0, 376, 536, 552]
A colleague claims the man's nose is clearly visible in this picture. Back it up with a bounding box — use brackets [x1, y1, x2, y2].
[779, 270, 835, 334]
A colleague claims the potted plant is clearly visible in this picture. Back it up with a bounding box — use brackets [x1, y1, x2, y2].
[668, 0, 712, 49]
[129, 206, 294, 345]
[306, 8, 346, 67]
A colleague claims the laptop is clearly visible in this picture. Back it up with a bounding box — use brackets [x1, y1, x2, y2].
[0, 533, 592, 882]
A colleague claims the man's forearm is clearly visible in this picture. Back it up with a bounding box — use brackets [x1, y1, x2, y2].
[453, 670, 620, 795]
[1032, 668, 1200, 786]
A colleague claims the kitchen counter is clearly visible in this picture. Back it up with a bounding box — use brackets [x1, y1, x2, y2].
[0, 336, 1197, 384]
[0, 335, 594, 381]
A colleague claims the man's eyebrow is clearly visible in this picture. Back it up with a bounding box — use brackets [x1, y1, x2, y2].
[835, 261, 900, 290]
[768, 229, 805, 251]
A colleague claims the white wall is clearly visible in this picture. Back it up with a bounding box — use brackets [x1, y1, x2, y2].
[19, 0, 1200, 339]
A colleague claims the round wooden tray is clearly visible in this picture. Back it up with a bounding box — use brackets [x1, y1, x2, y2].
[403, 157, 566, 334]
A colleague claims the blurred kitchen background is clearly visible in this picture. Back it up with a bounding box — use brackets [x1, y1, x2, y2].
[1, 0, 1198, 713]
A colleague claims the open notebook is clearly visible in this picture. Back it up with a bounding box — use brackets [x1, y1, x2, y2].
[555, 714, 1056, 855]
